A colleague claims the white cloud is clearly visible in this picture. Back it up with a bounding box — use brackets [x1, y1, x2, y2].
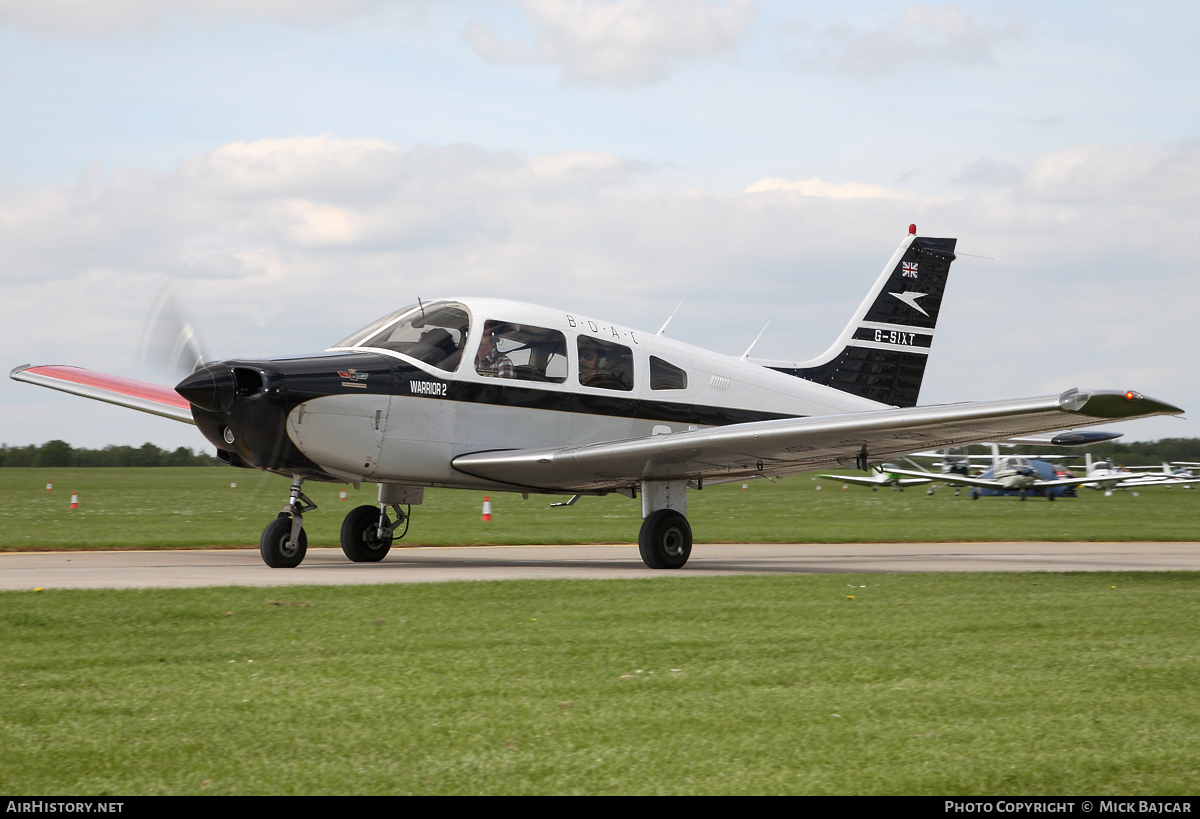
[786, 4, 1023, 77]
[0, 0, 406, 37]
[464, 0, 756, 86]
[744, 177, 912, 200]
[2, 135, 1197, 447]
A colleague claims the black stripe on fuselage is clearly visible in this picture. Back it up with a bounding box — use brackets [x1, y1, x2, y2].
[256, 353, 800, 427]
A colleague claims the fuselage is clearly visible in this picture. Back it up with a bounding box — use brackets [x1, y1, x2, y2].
[179, 297, 888, 492]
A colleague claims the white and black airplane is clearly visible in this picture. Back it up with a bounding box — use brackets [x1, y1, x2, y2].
[11, 226, 1182, 569]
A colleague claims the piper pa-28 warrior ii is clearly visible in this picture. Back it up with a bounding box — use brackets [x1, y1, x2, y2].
[12, 226, 1183, 569]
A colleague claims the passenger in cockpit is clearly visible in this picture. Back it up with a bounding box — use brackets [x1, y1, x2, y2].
[475, 327, 515, 379]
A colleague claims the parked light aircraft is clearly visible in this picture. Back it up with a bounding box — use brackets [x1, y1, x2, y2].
[1074, 455, 1200, 495]
[11, 226, 1183, 568]
[886, 446, 1200, 500]
[932, 456, 1085, 500]
[818, 463, 934, 491]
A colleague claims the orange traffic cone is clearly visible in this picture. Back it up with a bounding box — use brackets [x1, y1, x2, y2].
[230, 482, 237, 489]
[482, 495, 492, 522]
[69, 491, 79, 508]
[339, 487, 347, 501]
[46, 483, 52, 492]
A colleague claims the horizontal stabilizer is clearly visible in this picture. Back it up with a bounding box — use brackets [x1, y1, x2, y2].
[10, 365, 195, 424]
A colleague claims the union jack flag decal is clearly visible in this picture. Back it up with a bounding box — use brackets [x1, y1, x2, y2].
[901, 261, 918, 278]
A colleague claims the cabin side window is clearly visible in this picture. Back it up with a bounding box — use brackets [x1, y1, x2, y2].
[475, 320, 568, 383]
[577, 337, 634, 391]
[649, 356, 688, 391]
[358, 303, 470, 372]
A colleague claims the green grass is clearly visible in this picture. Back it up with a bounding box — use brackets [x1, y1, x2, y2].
[2, 574, 1198, 794]
[0, 468, 1197, 550]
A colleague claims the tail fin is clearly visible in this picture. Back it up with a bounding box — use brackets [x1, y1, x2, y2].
[750, 227, 957, 408]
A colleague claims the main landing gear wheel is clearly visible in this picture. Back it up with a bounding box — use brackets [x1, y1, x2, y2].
[638, 509, 692, 570]
[260, 516, 307, 568]
[341, 505, 394, 563]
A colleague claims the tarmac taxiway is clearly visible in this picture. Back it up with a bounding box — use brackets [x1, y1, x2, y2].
[1, 541, 1198, 590]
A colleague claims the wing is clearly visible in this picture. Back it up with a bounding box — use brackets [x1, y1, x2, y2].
[451, 389, 1182, 493]
[881, 468, 1009, 490]
[818, 473, 884, 487]
[10, 365, 195, 424]
[885, 468, 1110, 491]
[819, 472, 933, 487]
[1111, 475, 1200, 488]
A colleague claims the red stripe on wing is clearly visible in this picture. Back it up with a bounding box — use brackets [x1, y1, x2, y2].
[25, 366, 191, 410]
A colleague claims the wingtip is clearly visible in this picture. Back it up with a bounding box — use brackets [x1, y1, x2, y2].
[1062, 389, 1184, 419]
[9, 363, 32, 379]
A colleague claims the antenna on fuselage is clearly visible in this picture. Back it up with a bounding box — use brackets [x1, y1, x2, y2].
[739, 319, 771, 361]
[417, 297, 426, 319]
[656, 294, 687, 336]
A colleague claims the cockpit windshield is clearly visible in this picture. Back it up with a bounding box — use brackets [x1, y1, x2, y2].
[334, 304, 419, 349]
[342, 302, 471, 372]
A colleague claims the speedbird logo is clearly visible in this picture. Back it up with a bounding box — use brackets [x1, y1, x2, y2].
[889, 291, 929, 316]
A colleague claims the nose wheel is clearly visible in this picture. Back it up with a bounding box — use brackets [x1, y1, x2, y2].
[260, 475, 316, 568]
[260, 516, 308, 568]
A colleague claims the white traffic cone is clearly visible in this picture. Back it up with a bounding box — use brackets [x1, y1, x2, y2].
[230, 482, 237, 489]
[340, 487, 347, 501]
[46, 483, 52, 492]
[482, 495, 492, 522]
[69, 491, 79, 509]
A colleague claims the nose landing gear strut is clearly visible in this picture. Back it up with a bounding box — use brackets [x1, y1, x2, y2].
[259, 475, 317, 568]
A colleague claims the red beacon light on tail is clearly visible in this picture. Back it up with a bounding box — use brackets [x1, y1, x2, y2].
[909, 224, 916, 235]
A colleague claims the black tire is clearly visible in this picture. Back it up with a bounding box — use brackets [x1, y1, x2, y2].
[638, 509, 692, 569]
[970, 488, 980, 500]
[260, 516, 307, 568]
[341, 505, 393, 562]
[1019, 489, 1027, 501]
[1048, 493, 1055, 502]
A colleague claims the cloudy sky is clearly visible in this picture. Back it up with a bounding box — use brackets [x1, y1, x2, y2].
[2, 0, 1197, 450]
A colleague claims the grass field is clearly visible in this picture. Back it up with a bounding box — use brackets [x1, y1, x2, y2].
[0, 467, 1196, 550]
[2, 573, 1198, 795]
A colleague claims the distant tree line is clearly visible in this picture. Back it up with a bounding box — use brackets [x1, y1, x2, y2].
[1001, 438, 1200, 466]
[0, 441, 221, 468]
